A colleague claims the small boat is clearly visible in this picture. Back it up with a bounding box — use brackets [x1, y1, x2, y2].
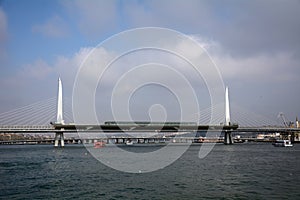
[125, 140, 134, 146]
[94, 141, 106, 148]
[273, 140, 293, 147]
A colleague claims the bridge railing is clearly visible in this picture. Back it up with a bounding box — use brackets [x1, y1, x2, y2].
[0, 125, 54, 130]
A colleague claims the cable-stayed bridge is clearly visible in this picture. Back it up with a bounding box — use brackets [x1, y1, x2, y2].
[0, 78, 299, 147]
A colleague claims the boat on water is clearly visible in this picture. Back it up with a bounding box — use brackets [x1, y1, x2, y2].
[273, 140, 293, 147]
[125, 140, 134, 146]
[94, 141, 106, 148]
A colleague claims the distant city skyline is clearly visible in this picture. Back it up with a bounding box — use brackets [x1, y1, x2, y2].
[0, 0, 299, 122]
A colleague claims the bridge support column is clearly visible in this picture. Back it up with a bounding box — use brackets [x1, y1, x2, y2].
[224, 131, 233, 145]
[224, 87, 234, 145]
[290, 132, 295, 144]
[54, 132, 64, 147]
[53, 78, 65, 147]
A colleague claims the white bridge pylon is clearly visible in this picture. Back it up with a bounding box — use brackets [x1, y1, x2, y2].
[54, 78, 65, 147]
[56, 78, 64, 125]
[224, 86, 233, 144]
[225, 86, 231, 126]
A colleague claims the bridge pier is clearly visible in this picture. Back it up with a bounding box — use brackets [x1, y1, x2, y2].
[224, 131, 233, 145]
[54, 132, 64, 147]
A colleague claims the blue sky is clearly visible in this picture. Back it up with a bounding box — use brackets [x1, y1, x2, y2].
[3, 1, 86, 65]
[0, 0, 300, 124]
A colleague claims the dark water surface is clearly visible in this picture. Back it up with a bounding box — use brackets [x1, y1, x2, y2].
[0, 143, 299, 199]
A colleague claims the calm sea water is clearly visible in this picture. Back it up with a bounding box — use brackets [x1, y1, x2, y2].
[0, 143, 299, 199]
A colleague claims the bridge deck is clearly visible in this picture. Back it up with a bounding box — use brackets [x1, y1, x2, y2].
[0, 124, 299, 133]
[0, 124, 238, 133]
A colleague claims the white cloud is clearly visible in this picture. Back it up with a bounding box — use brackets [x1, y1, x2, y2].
[17, 33, 299, 95]
[55, 47, 117, 88]
[32, 15, 68, 38]
[189, 35, 300, 84]
[212, 50, 299, 84]
[2, 32, 299, 119]
[22, 59, 53, 80]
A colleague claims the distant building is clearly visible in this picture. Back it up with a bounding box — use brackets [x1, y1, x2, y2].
[257, 133, 280, 139]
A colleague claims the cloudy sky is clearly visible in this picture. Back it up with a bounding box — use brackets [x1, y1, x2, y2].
[0, 0, 299, 124]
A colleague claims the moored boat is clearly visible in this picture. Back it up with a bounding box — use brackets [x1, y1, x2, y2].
[273, 140, 293, 147]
